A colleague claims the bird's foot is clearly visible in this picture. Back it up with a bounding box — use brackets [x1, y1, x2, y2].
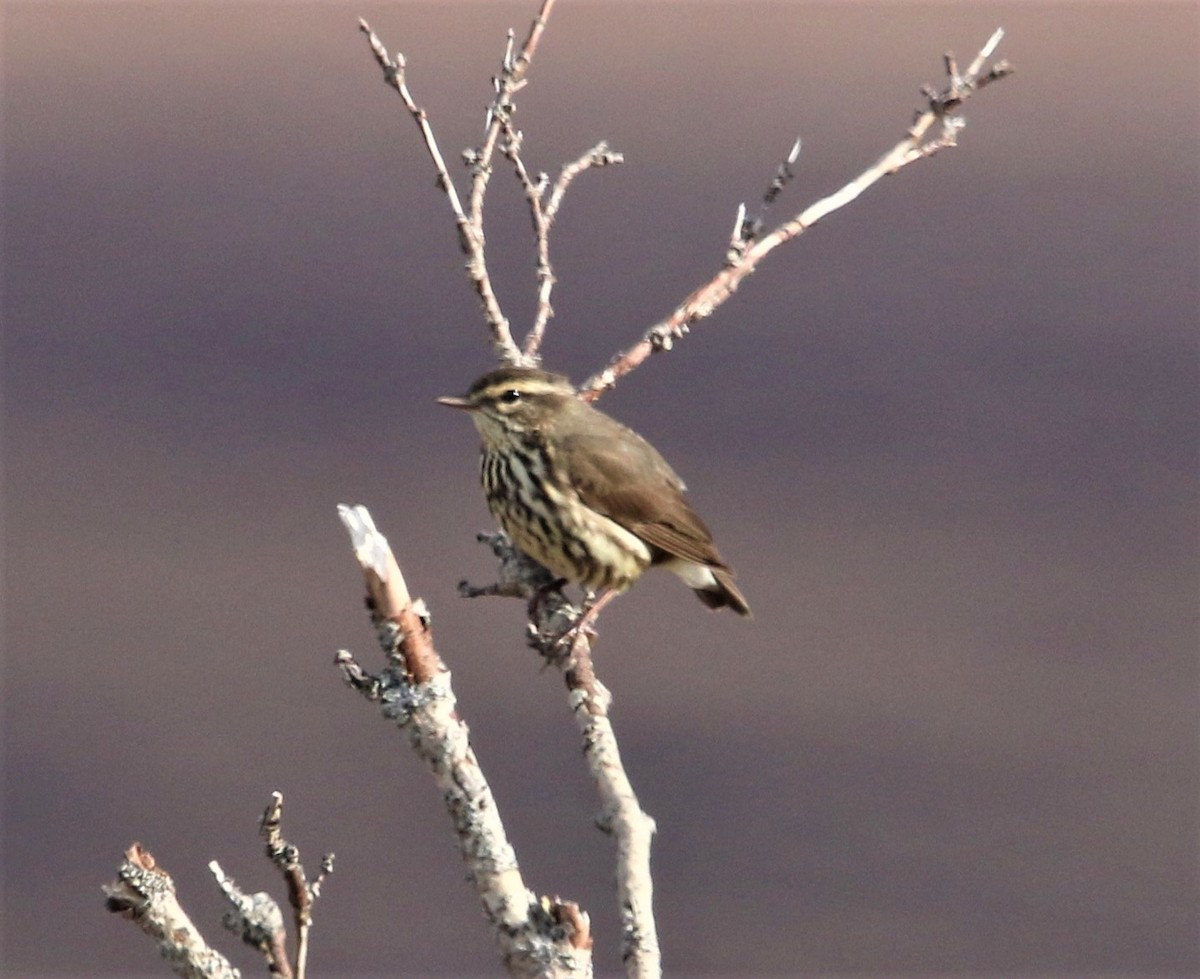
[553, 589, 617, 650]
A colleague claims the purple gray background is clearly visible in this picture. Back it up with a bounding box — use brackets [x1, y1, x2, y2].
[4, 3, 1197, 976]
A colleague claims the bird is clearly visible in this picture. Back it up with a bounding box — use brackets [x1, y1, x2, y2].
[437, 365, 751, 619]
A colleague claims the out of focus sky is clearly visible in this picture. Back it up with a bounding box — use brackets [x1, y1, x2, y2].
[4, 2, 1197, 976]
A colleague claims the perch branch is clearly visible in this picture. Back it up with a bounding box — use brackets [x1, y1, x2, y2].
[103, 843, 241, 979]
[335, 505, 592, 977]
[464, 531, 661, 976]
[580, 28, 1013, 399]
[560, 635, 659, 977]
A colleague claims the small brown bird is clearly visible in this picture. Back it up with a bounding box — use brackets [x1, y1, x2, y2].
[437, 366, 751, 617]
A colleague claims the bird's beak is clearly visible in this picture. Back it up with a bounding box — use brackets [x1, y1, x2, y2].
[435, 395, 476, 410]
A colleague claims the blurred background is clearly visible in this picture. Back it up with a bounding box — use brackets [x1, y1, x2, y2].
[4, 2, 1197, 976]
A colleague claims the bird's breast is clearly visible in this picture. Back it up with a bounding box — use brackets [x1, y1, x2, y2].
[479, 444, 651, 591]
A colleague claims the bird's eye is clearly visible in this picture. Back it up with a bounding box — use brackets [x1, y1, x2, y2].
[499, 389, 522, 404]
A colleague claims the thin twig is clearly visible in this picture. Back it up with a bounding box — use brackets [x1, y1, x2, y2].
[521, 141, 624, 359]
[501, 121, 556, 363]
[259, 792, 333, 979]
[358, 18, 523, 365]
[729, 137, 802, 261]
[465, 0, 558, 363]
[468, 0, 556, 232]
[581, 28, 1013, 400]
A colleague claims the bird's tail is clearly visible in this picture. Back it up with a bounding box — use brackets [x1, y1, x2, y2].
[694, 568, 752, 617]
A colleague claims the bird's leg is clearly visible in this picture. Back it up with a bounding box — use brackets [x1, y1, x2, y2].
[554, 588, 619, 647]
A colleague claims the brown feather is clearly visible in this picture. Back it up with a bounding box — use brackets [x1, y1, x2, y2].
[553, 415, 730, 570]
[709, 568, 751, 616]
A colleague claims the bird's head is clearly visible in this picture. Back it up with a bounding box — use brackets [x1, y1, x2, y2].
[437, 366, 577, 442]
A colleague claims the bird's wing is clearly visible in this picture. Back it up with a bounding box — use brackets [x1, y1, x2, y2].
[558, 429, 730, 569]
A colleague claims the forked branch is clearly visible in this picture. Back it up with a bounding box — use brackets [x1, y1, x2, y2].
[503, 134, 625, 360]
[462, 531, 661, 975]
[360, 2, 622, 368]
[579, 28, 1014, 399]
[359, 17, 522, 364]
[257, 792, 334, 979]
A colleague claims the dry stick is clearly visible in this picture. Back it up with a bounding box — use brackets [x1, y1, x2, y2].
[465, 531, 661, 977]
[259, 792, 334, 979]
[562, 636, 660, 977]
[210, 858, 292, 978]
[580, 28, 1014, 400]
[500, 122, 557, 360]
[468, 0, 558, 361]
[104, 844, 241, 979]
[464, 0, 555, 364]
[358, 18, 523, 366]
[467, 0, 556, 239]
[514, 140, 625, 360]
[335, 505, 592, 978]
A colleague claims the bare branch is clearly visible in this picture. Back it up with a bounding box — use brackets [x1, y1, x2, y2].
[562, 636, 660, 976]
[210, 859, 291, 978]
[501, 122, 557, 363]
[363, 4, 624, 367]
[580, 29, 1013, 400]
[358, 18, 523, 365]
[464, 531, 661, 975]
[335, 505, 592, 976]
[103, 843, 241, 979]
[259, 792, 333, 979]
[521, 142, 624, 360]
[545, 143, 624, 224]
[465, 0, 558, 364]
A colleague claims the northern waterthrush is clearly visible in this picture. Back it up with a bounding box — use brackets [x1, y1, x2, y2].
[437, 366, 751, 617]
